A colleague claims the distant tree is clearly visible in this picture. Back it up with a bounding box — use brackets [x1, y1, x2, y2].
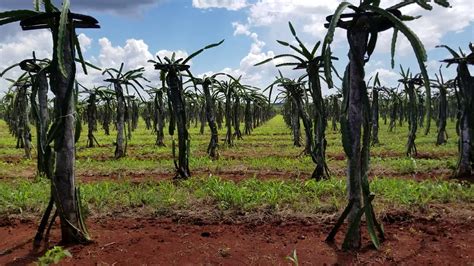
[149, 40, 224, 179]
[147, 85, 167, 147]
[398, 67, 423, 157]
[79, 85, 111, 148]
[193, 74, 223, 159]
[103, 64, 148, 158]
[370, 73, 381, 145]
[431, 67, 453, 145]
[438, 43, 474, 178]
[255, 21, 335, 180]
[266, 73, 316, 167]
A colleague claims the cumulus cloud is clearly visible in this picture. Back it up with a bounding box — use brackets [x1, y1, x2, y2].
[226, 22, 280, 87]
[98, 37, 154, 69]
[76, 37, 161, 93]
[375, 0, 474, 56]
[0, 31, 52, 67]
[248, 0, 337, 28]
[155, 50, 190, 64]
[0, 31, 196, 96]
[0, 30, 52, 90]
[243, 0, 473, 54]
[78, 33, 92, 52]
[232, 22, 251, 36]
[1, 1, 472, 97]
[368, 68, 400, 88]
[192, 0, 247, 11]
[227, 0, 473, 92]
[220, 20, 311, 90]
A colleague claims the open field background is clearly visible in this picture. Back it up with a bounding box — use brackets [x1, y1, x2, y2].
[1, 115, 473, 264]
[0, 115, 464, 182]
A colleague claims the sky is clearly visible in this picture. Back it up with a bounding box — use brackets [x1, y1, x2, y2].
[0, 0, 473, 98]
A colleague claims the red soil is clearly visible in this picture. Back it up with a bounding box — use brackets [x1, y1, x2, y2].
[0, 168, 458, 183]
[75, 170, 304, 183]
[1, 215, 472, 265]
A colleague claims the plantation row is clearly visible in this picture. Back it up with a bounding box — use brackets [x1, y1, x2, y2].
[0, 115, 462, 180]
[1, 63, 276, 170]
[0, 0, 472, 253]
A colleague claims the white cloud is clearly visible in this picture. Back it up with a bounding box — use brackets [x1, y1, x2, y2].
[226, 19, 311, 90]
[368, 68, 400, 88]
[0, 30, 52, 90]
[0, 24, 20, 42]
[0, 32, 195, 96]
[155, 50, 190, 64]
[243, 0, 473, 55]
[248, 0, 338, 28]
[232, 22, 251, 36]
[227, 0, 473, 92]
[1, 0, 473, 99]
[98, 37, 154, 70]
[192, 0, 247, 11]
[375, 0, 474, 56]
[225, 22, 280, 87]
[78, 33, 92, 52]
[0, 31, 52, 67]
[76, 37, 160, 94]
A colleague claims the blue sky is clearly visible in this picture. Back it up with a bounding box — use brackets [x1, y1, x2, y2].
[78, 1, 249, 73]
[0, 0, 473, 96]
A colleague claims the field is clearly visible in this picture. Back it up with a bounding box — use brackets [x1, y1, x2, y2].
[0, 115, 473, 264]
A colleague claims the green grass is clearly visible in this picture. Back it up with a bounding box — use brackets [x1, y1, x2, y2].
[0, 114, 472, 219]
[0, 116, 311, 174]
[1, 176, 472, 218]
[0, 115, 462, 177]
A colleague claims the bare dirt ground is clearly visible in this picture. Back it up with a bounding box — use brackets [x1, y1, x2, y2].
[0, 165, 462, 183]
[1, 214, 473, 265]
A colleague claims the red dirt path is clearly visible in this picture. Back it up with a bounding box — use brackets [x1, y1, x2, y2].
[1, 168, 460, 183]
[1, 216, 472, 265]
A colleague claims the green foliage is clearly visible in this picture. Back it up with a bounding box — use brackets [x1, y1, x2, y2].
[366, 6, 432, 131]
[0, 116, 471, 238]
[57, 0, 70, 77]
[0, 179, 50, 214]
[286, 249, 299, 266]
[371, 177, 471, 205]
[322, 1, 352, 88]
[0, 176, 472, 218]
[182, 39, 224, 65]
[37, 246, 72, 266]
[391, 29, 399, 68]
[0, 115, 461, 177]
[0, 10, 39, 26]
